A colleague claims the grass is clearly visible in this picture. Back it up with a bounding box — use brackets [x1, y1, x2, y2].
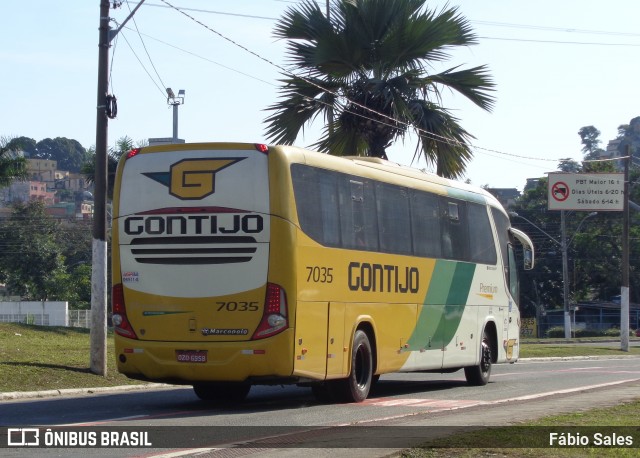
[401, 339, 640, 457]
[0, 322, 141, 393]
[401, 400, 640, 457]
[519, 343, 640, 358]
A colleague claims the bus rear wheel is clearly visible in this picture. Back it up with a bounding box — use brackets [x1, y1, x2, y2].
[193, 382, 251, 403]
[333, 330, 373, 403]
[464, 331, 492, 386]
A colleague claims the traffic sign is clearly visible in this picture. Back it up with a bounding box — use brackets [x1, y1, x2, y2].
[547, 173, 625, 211]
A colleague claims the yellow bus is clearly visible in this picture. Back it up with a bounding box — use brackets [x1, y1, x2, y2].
[111, 143, 534, 403]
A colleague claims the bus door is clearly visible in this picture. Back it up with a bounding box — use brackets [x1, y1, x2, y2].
[293, 301, 329, 379]
[505, 228, 535, 360]
[504, 243, 519, 359]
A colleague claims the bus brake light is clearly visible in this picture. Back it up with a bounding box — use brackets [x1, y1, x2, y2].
[252, 283, 288, 339]
[126, 148, 141, 159]
[112, 283, 138, 339]
[254, 144, 269, 154]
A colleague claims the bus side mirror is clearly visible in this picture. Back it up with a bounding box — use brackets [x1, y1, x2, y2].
[523, 247, 534, 270]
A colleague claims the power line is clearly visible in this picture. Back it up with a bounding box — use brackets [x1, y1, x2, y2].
[119, 1, 639, 169]
[116, 26, 167, 99]
[479, 36, 640, 47]
[142, 1, 640, 46]
[125, 0, 168, 97]
[143, 1, 277, 21]
[121, 25, 276, 87]
[472, 20, 640, 38]
[155, 0, 565, 165]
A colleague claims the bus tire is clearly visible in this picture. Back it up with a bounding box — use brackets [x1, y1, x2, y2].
[464, 330, 492, 386]
[333, 329, 373, 403]
[193, 382, 251, 403]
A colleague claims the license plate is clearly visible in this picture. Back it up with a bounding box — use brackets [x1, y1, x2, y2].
[176, 350, 207, 363]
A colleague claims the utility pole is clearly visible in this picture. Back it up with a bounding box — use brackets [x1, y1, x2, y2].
[621, 147, 631, 351]
[92, 0, 146, 376]
[91, 0, 110, 376]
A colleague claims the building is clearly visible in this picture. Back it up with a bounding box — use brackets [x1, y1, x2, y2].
[486, 188, 521, 210]
[0, 180, 56, 206]
[27, 158, 58, 182]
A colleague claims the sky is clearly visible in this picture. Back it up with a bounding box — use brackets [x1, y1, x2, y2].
[1, 0, 639, 190]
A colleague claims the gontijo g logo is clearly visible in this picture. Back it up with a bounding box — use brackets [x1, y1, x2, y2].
[143, 158, 244, 200]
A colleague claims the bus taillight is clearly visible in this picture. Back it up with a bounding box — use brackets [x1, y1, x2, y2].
[126, 148, 141, 159]
[252, 283, 288, 339]
[112, 283, 138, 339]
[254, 144, 269, 154]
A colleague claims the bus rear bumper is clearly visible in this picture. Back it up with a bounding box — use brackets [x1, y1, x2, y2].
[115, 329, 295, 383]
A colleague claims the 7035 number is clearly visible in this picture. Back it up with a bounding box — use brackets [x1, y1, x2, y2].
[306, 266, 334, 283]
[216, 301, 259, 312]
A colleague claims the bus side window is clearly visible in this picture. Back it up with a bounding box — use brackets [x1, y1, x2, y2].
[467, 203, 497, 265]
[376, 182, 412, 255]
[410, 190, 441, 258]
[350, 180, 365, 247]
[491, 207, 511, 286]
[440, 199, 469, 261]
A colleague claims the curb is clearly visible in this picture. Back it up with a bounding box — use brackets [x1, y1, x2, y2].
[519, 354, 640, 362]
[0, 383, 175, 401]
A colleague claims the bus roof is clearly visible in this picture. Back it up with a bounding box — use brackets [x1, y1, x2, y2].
[124, 142, 506, 215]
[271, 145, 505, 213]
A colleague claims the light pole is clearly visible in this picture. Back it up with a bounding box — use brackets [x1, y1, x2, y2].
[510, 211, 597, 339]
[166, 88, 185, 143]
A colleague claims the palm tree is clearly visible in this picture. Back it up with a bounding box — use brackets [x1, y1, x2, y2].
[264, 0, 495, 179]
[0, 137, 28, 188]
[82, 136, 139, 199]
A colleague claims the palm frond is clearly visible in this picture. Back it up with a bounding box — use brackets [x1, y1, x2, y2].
[425, 65, 496, 111]
[264, 75, 335, 145]
[265, 0, 494, 176]
[408, 100, 474, 179]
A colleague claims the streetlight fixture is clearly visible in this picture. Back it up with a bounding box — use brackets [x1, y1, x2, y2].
[510, 211, 597, 339]
[166, 87, 185, 143]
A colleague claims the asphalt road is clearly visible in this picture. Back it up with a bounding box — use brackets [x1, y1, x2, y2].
[2, 355, 640, 457]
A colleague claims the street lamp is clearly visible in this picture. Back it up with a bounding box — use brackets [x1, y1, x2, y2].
[166, 88, 185, 143]
[510, 211, 597, 339]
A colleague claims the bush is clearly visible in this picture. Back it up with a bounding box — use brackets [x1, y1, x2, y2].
[544, 326, 635, 338]
[574, 328, 602, 338]
[545, 326, 565, 338]
[603, 327, 636, 337]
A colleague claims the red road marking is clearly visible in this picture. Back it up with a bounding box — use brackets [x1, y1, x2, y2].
[360, 398, 486, 408]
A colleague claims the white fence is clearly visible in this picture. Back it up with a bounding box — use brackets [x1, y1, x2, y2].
[0, 301, 69, 327]
[68, 309, 92, 328]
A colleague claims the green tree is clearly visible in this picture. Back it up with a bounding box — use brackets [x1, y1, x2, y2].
[65, 264, 92, 310]
[511, 167, 640, 315]
[576, 125, 615, 173]
[33, 137, 89, 173]
[264, 0, 494, 178]
[578, 125, 605, 160]
[0, 202, 94, 307]
[82, 136, 137, 199]
[0, 136, 28, 188]
[558, 158, 581, 173]
[5, 136, 37, 156]
[0, 201, 70, 300]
